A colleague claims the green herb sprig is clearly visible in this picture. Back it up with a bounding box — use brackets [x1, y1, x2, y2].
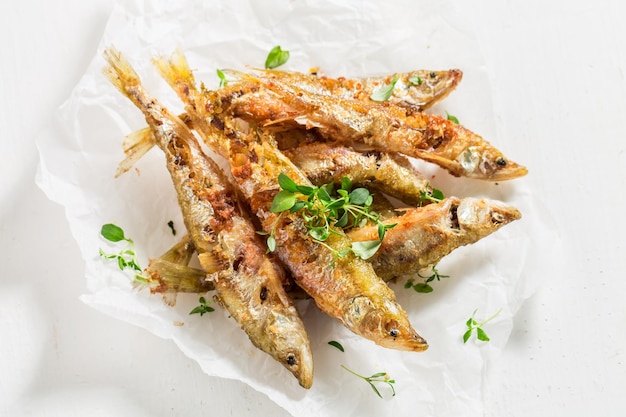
[328, 340, 345, 352]
[99, 223, 147, 283]
[418, 186, 445, 205]
[446, 110, 460, 124]
[189, 296, 215, 317]
[370, 77, 399, 102]
[404, 264, 449, 293]
[268, 173, 395, 260]
[216, 69, 227, 88]
[341, 365, 396, 398]
[265, 45, 290, 69]
[463, 308, 502, 343]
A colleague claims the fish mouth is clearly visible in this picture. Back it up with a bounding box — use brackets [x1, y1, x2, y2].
[359, 309, 429, 352]
[456, 198, 522, 229]
[484, 163, 528, 181]
[374, 327, 429, 352]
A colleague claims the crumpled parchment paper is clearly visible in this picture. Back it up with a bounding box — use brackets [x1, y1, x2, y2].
[35, 0, 544, 415]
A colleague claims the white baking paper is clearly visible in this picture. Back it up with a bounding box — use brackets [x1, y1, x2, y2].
[36, 0, 548, 415]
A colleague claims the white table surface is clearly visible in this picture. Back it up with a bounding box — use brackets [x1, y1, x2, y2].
[1, 0, 625, 416]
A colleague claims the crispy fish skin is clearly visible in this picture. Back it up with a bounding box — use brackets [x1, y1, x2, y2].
[347, 197, 522, 281]
[282, 142, 431, 207]
[153, 51, 428, 352]
[103, 49, 313, 389]
[241, 68, 462, 111]
[249, 77, 527, 181]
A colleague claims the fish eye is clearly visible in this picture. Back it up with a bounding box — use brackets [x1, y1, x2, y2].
[491, 212, 505, 224]
[495, 157, 507, 167]
[286, 354, 297, 366]
[389, 328, 399, 338]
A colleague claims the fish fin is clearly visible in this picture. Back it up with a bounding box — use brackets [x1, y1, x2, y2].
[115, 127, 156, 177]
[197, 252, 224, 274]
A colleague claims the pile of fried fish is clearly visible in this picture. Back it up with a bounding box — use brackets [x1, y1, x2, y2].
[103, 48, 526, 389]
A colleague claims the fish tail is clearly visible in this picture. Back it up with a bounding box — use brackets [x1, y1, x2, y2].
[152, 49, 200, 108]
[102, 47, 145, 107]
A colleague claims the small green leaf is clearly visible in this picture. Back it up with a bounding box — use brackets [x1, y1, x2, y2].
[326, 198, 345, 211]
[377, 223, 386, 241]
[370, 372, 387, 378]
[463, 329, 473, 344]
[335, 211, 349, 228]
[266, 235, 277, 253]
[117, 257, 127, 270]
[328, 340, 345, 352]
[199, 296, 206, 304]
[270, 190, 297, 213]
[409, 75, 423, 86]
[351, 240, 382, 260]
[101, 223, 126, 242]
[278, 172, 298, 192]
[370, 77, 398, 102]
[404, 280, 413, 289]
[413, 283, 433, 293]
[476, 328, 490, 342]
[290, 200, 306, 213]
[310, 228, 329, 242]
[446, 111, 460, 124]
[216, 69, 227, 88]
[296, 185, 316, 196]
[431, 188, 445, 201]
[265, 45, 290, 69]
[341, 176, 353, 191]
[349, 188, 370, 205]
[317, 186, 332, 202]
[369, 384, 383, 398]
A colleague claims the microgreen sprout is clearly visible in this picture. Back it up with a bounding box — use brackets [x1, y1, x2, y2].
[341, 365, 396, 398]
[463, 308, 502, 343]
[267, 173, 396, 260]
[404, 264, 449, 293]
[216, 69, 227, 88]
[189, 296, 215, 317]
[265, 45, 290, 69]
[328, 340, 345, 352]
[418, 186, 445, 205]
[370, 77, 399, 102]
[99, 223, 147, 283]
[446, 110, 460, 124]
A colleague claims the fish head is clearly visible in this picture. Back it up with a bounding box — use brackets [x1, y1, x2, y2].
[455, 197, 522, 235]
[459, 146, 528, 181]
[265, 308, 315, 388]
[348, 296, 429, 352]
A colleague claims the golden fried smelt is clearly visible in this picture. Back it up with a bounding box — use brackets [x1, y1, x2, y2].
[103, 48, 313, 388]
[228, 68, 463, 111]
[347, 197, 522, 281]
